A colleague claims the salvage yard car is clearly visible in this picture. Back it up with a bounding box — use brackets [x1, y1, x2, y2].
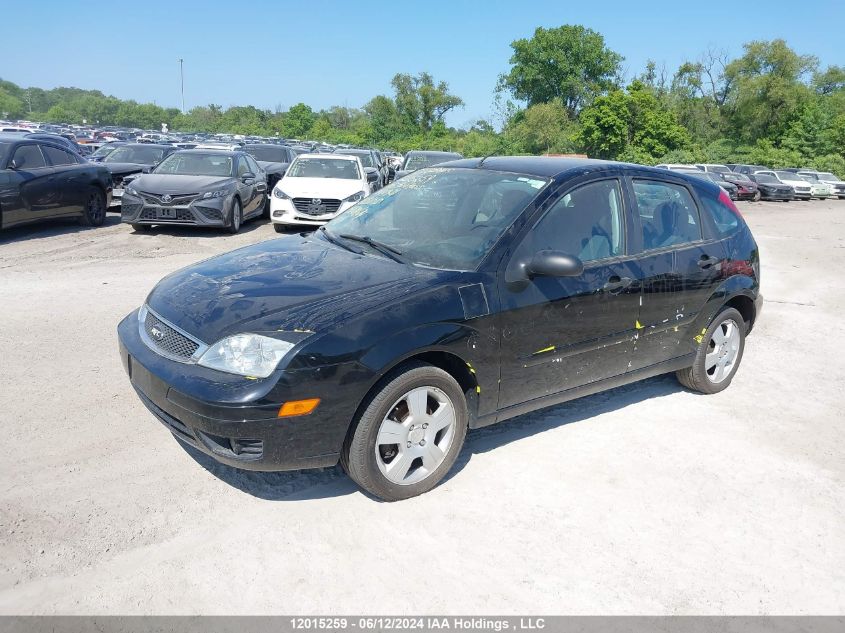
[0, 134, 112, 230]
[119, 149, 267, 233]
[748, 173, 794, 201]
[118, 157, 763, 501]
[102, 143, 176, 206]
[270, 153, 370, 232]
[394, 150, 463, 180]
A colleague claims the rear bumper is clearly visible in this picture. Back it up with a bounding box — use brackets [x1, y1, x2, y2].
[117, 310, 368, 471]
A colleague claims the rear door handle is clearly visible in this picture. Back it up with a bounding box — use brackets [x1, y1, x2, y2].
[698, 254, 719, 269]
[603, 276, 633, 293]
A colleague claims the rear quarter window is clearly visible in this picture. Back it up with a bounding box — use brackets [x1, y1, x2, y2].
[700, 194, 740, 237]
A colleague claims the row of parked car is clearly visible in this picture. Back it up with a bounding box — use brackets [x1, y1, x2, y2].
[0, 127, 464, 232]
[655, 163, 845, 201]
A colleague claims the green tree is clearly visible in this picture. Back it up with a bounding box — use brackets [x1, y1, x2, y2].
[0, 87, 24, 118]
[280, 103, 315, 138]
[498, 25, 623, 115]
[390, 72, 463, 134]
[506, 100, 578, 154]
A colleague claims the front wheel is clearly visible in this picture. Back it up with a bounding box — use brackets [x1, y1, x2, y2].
[676, 307, 746, 394]
[273, 224, 287, 233]
[342, 362, 468, 501]
[752, 191, 761, 202]
[227, 198, 242, 234]
[79, 190, 106, 227]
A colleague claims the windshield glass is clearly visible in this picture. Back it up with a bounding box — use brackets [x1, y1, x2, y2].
[776, 171, 804, 181]
[798, 172, 819, 182]
[104, 146, 167, 164]
[403, 154, 455, 170]
[709, 165, 731, 175]
[287, 157, 360, 179]
[324, 168, 548, 270]
[729, 172, 752, 183]
[91, 145, 119, 158]
[754, 174, 778, 184]
[337, 151, 373, 168]
[153, 152, 234, 176]
[245, 146, 288, 162]
[817, 172, 840, 181]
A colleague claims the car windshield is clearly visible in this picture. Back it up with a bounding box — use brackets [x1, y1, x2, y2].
[91, 145, 118, 158]
[153, 152, 234, 176]
[798, 173, 819, 182]
[324, 168, 549, 271]
[245, 146, 288, 162]
[104, 146, 167, 164]
[755, 174, 778, 184]
[730, 173, 752, 183]
[337, 151, 373, 168]
[710, 165, 731, 175]
[776, 171, 804, 181]
[818, 172, 841, 181]
[403, 154, 455, 170]
[287, 157, 360, 179]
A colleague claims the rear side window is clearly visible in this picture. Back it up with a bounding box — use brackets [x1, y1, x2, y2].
[701, 194, 740, 237]
[633, 179, 701, 250]
[11, 144, 47, 169]
[42, 145, 75, 166]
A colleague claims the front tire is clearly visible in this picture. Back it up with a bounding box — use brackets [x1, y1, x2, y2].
[273, 224, 287, 233]
[79, 190, 106, 227]
[676, 307, 746, 394]
[227, 198, 242, 234]
[342, 362, 468, 501]
[752, 191, 761, 202]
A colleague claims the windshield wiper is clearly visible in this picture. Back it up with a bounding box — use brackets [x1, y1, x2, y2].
[318, 226, 362, 254]
[338, 234, 405, 263]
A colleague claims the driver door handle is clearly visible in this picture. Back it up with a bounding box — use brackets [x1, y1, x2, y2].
[603, 276, 633, 293]
[698, 254, 719, 269]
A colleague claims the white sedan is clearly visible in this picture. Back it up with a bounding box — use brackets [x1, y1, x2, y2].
[270, 154, 371, 232]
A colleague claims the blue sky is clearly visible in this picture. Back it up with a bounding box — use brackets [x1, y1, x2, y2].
[4, 0, 844, 128]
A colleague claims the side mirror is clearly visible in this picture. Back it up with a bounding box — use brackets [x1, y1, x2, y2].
[366, 171, 378, 183]
[241, 172, 255, 183]
[525, 250, 584, 279]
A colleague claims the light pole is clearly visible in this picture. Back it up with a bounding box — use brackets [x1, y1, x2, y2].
[178, 58, 185, 113]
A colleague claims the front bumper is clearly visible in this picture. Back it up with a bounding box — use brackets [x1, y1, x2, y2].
[120, 192, 232, 227]
[117, 310, 367, 471]
[270, 197, 355, 227]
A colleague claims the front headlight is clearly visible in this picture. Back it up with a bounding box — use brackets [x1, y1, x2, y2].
[202, 189, 228, 199]
[125, 186, 139, 196]
[344, 190, 365, 203]
[197, 334, 295, 378]
[273, 187, 290, 199]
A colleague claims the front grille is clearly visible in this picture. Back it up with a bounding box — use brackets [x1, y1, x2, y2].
[796, 186, 810, 192]
[139, 207, 196, 222]
[139, 192, 200, 206]
[121, 201, 144, 218]
[292, 197, 341, 216]
[195, 205, 224, 222]
[143, 309, 200, 360]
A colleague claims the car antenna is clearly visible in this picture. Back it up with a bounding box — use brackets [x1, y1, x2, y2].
[478, 152, 497, 167]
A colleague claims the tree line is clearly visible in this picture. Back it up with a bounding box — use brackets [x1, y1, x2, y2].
[1, 25, 843, 173]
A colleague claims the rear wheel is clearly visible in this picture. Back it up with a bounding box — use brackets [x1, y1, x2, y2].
[79, 190, 106, 227]
[227, 198, 242, 234]
[342, 362, 468, 501]
[676, 307, 746, 394]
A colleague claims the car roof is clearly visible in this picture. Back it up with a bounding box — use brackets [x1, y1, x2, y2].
[441, 156, 650, 178]
[407, 150, 462, 157]
[173, 148, 242, 157]
[295, 153, 358, 161]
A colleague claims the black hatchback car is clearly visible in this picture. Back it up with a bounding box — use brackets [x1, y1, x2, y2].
[118, 158, 762, 501]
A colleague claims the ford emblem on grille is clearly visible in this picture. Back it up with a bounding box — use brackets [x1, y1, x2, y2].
[150, 326, 165, 340]
[162, 194, 172, 204]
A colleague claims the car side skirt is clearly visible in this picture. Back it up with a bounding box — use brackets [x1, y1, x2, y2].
[472, 353, 695, 429]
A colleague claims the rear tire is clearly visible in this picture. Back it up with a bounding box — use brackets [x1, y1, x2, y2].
[676, 307, 746, 394]
[342, 362, 468, 501]
[79, 190, 106, 227]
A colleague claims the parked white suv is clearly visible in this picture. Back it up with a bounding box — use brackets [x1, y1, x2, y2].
[270, 154, 371, 232]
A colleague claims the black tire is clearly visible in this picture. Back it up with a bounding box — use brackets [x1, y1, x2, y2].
[341, 362, 468, 501]
[227, 198, 242, 234]
[79, 189, 106, 227]
[752, 191, 761, 202]
[273, 224, 287, 233]
[131, 223, 151, 232]
[676, 307, 746, 394]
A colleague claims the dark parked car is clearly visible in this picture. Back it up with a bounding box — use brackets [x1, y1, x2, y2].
[0, 134, 112, 230]
[101, 143, 177, 205]
[748, 173, 794, 201]
[333, 148, 388, 189]
[394, 150, 463, 180]
[119, 149, 267, 233]
[727, 164, 768, 176]
[118, 157, 762, 501]
[670, 168, 739, 200]
[23, 132, 86, 157]
[88, 141, 127, 162]
[241, 143, 295, 193]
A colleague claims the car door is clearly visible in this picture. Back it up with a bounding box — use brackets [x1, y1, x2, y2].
[234, 155, 257, 214]
[625, 176, 723, 371]
[4, 143, 59, 225]
[497, 175, 641, 410]
[41, 144, 86, 215]
[244, 154, 267, 215]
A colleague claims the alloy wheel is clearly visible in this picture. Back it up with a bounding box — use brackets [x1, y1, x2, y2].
[705, 318, 741, 383]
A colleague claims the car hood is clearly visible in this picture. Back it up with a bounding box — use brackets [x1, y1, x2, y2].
[779, 178, 810, 187]
[277, 177, 364, 199]
[103, 162, 151, 176]
[146, 235, 454, 344]
[130, 173, 235, 194]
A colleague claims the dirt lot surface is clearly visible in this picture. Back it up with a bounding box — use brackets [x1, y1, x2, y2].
[0, 201, 843, 614]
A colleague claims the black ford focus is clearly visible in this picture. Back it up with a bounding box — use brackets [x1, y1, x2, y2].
[118, 157, 762, 501]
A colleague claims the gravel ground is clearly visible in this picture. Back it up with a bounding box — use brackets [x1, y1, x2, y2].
[0, 200, 843, 614]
